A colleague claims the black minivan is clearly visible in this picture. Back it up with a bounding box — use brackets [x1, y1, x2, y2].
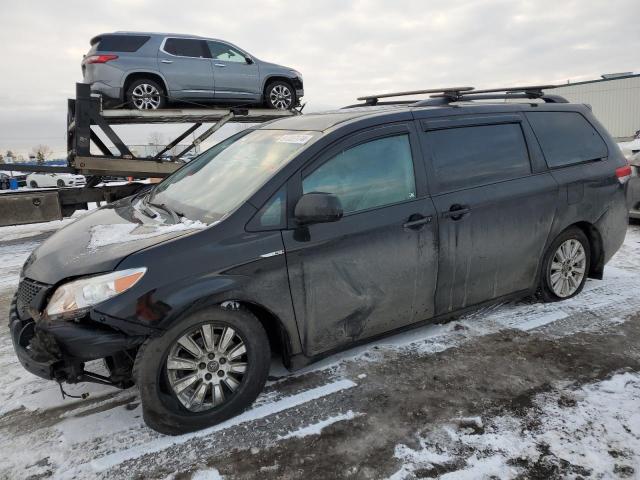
[10, 87, 630, 434]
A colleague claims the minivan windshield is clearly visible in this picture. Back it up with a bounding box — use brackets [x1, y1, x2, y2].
[149, 129, 320, 224]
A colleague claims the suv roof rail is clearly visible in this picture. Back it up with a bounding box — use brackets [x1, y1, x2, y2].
[356, 87, 475, 106]
[414, 84, 567, 105]
[349, 85, 568, 108]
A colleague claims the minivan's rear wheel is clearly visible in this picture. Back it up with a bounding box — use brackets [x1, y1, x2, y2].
[126, 78, 166, 110]
[134, 307, 270, 435]
[540, 227, 590, 302]
[265, 81, 295, 110]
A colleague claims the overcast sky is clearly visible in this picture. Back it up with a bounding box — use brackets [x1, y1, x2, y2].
[1, 0, 639, 158]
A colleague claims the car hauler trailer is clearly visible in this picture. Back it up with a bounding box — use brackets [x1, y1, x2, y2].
[0, 83, 298, 227]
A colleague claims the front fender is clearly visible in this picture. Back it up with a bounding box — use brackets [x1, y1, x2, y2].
[95, 256, 302, 356]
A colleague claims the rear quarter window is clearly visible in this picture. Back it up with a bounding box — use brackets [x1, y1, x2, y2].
[526, 111, 608, 168]
[95, 35, 150, 52]
[425, 123, 531, 191]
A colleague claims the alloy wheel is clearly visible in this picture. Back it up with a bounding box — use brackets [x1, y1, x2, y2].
[549, 239, 587, 298]
[166, 323, 248, 412]
[269, 84, 292, 109]
[131, 83, 162, 110]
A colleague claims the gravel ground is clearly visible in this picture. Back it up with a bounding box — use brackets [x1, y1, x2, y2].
[1, 220, 639, 480]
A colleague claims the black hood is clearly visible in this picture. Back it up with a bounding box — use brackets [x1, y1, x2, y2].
[23, 197, 206, 285]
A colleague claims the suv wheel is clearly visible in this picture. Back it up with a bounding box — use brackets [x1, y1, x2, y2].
[29, 180, 38, 188]
[540, 227, 590, 302]
[265, 81, 295, 110]
[134, 306, 270, 435]
[56, 179, 65, 188]
[126, 78, 166, 110]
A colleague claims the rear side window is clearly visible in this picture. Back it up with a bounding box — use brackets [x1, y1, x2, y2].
[164, 38, 211, 58]
[95, 35, 150, 52]
[426, 123, 531, 191]
[526, 112, 608, 168]
[303, 135, 416, 214]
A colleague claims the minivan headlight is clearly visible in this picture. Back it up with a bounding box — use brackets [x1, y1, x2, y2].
[46, 267, 146, 318]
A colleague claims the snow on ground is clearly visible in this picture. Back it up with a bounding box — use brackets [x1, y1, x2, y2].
[0, 217, 639, 479]
[389, 371, 640, 479]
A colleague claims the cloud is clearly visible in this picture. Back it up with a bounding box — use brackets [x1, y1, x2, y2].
[1, 0, 638, 155]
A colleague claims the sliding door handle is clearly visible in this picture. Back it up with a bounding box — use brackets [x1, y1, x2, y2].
[403, 214, 432, 229]
[442, 204, 471, 221]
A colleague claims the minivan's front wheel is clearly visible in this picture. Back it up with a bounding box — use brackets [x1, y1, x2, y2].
[540, 227, 590, 302]
[134, 307, 270, 435]
[265, 81, 295, 110]
[126, 78, 166, 110]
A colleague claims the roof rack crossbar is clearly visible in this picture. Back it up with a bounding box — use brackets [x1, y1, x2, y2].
[429, 84, 557, 99]
[356, 87, 474, 105]
[410, 84, 565, 106]
[423, 92, 566, 104]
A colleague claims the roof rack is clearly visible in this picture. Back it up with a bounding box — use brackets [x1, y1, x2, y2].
[418, 84, 566, 105]
[348, 85, 568, 108]
[356, 87, 475, 106]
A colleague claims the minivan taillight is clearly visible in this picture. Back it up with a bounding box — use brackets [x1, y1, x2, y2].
[615, 164, 632, 184]
[84, 54, 119, 64]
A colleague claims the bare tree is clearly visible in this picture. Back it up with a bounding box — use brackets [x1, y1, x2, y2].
[32, 145, 53, 165]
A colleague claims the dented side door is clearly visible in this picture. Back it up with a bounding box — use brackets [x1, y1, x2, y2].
[282, 123, 439, 357]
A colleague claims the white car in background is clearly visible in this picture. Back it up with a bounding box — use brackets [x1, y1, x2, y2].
[27, 172, 86, 188]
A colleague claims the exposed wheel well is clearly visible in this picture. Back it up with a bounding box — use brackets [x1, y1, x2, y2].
[571, 221, 604, 279]
[223, 301, 293, 368]
[123, 73, 168, 100]
[263, 76, 294, 98]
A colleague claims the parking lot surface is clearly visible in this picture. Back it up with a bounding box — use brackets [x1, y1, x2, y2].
[1, 219, 639, 479]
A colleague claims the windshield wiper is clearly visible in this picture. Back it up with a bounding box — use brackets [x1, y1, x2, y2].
[147, 200, 183, 224]
[139, 203, 159, 219]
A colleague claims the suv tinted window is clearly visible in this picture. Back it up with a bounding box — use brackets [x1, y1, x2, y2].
[526, 112, 608, 168]
[426, 123, 531, 191]
[96, 35, 150, 52]
[303, 135, 416, 214]
[208, 41, 246, 63]
[164, 38, 210, 58]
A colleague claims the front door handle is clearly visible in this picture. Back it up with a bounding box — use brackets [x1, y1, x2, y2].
[161, 59, 173, 64]
[214, 63, 226, 67]
[403, 214, 432, 230]
[442, 204, 471, 221]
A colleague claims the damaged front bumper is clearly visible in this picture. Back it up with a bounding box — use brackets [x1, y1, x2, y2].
[9, 292, 145, 386]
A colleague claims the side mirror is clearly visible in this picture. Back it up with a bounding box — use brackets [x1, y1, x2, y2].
[294, 192, 343, 225]
[245, 56, 254, 65]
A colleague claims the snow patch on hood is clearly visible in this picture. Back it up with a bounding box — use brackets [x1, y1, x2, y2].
[88, 218, 211, 250]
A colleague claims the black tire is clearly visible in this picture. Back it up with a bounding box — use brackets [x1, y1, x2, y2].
[539, 227, 591, 302]
[134, 306, 270, 435]
[29, 180, 38, 188]
[264, 80, 296, 110]
[125, 78, 166, 110]
[56, 179, 65, 188]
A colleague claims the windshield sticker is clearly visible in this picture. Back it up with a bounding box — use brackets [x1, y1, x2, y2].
[276, 134, 314, 144]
